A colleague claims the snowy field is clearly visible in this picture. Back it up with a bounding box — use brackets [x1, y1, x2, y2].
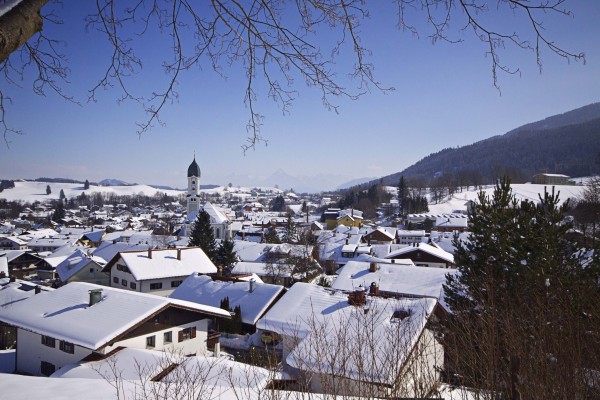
[0, 180, 288, 203]
[0, 180, 185, 202]
[428, 182, 586, 214]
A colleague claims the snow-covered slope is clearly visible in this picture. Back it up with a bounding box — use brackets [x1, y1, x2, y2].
[428, 183, 585, 214]
[0, 181, 184, 202]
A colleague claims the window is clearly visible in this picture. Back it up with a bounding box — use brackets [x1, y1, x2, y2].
[59, 340, 75, 354]
[89, 268, 95, 274]
[178, 327, 197, 342]
[113, 277, 119, 284]
[41, 335, 55, 348]
[164, 331, 172, 343]
[40, 361, 55, 376]
[130, 282, 137, 290]
[150, 283, 163, 290]
[171, 280, 183, 288]
[121, 279, 127, 287]
[146, 335, 156, 348]
[116, 264, 130, 273]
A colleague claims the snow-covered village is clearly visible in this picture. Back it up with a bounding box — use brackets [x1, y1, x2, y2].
[0, 153, 599, 399]
[2, 1, 600, 399]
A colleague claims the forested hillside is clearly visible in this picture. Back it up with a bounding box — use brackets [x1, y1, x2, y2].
[380, 103, 600, 185]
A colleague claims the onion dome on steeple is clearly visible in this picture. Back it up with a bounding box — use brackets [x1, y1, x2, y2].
[187, 156, 201, 177]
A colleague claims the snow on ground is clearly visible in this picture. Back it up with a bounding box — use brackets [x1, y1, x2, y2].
[429, 183, 585, 214]
[0, 181, 184, 202]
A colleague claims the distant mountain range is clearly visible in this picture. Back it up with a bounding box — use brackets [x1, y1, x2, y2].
[376, 102, 600, 186]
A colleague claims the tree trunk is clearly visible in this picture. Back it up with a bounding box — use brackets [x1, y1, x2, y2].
[0, 0, 48, 62]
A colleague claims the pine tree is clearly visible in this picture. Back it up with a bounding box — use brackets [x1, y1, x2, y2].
[188, 210, 217, 261]
[59, 189, 66, 200]
[264, 227, 281, 244]
[281, 212, 297, 243]
[443, 178, 600, 398]
[84, 179, 90, 190]
[51, 200, 65, 223]
[397, 176, 408, 216]
[216, 239, 238, 275]
[46, 185, 51, 195]
[270, 195, 286, 212]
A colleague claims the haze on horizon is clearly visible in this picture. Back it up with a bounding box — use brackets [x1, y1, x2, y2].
[1, 2, 599, 189]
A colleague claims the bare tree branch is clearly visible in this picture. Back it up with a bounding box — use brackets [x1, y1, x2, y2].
[0, 0, 587, 148]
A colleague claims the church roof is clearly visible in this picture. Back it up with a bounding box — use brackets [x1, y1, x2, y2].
[187, 157, 201, 177]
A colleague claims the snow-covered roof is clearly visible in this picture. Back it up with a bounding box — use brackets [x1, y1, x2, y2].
[386, 242, 455, 264]
[170, 274, 284, 325]
[105, 247, 217, 281]
[257, 282, 437, 385]
[231, 261, 292, 278]
[0, 278, 53, 308]
[53, 347, 273, 391]
[0, 282, 229, 350]
[56, 249, 106, 282]
[91, 241, 151, 264]
[332, 261, 456, 308]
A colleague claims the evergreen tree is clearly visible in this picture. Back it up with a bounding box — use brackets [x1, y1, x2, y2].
[397, 176, 408, 216]
[216, 239, 238, 275]
[443, 178, 600, 398]
[46, 185, 51, 195]
[281, 212, 297, 243]
[270, 195, 286, 212]
[51, 200, 65, 223]
[84, 179, 90, 190]
[59, 188, 66, 200]
[188, 210, 217, 261]
[264, 227, 281, 244]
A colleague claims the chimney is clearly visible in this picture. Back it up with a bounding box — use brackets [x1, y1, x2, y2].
[89, 289, 103, 306]
[345, 238, 349, 245]
[35, 285, 41, 294]
[148, 249, 152, 259]
[177, 248, 181, 260]
[369, 282, 379, 296]
[369, 262, 377, 273]
[348, 288, 366, 307]
[391, 259, 395, 264]
[249, 278, 256, 293]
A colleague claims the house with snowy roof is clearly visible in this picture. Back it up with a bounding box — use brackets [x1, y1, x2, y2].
[434, 215, 468, 233]
[170, 274, 285, 332]
[396, 229, 428, 245]
[0, 277, 54, 350]
[0, 282, 230, 376]
[256, 283, 443, 397]
[0, 235, 28, 250]
[336, 209, 364, 228]
[102, 247, 217, 296]
[362, 226, 397, 244]
[385, 242, 455, 268]
[55, 249, 108, 285]
[186, 201, 232, 240]
[0, 250, 45, 279]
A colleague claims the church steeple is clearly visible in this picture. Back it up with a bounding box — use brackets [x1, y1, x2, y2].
[187, 155, 201, 178]
[187, 155, 201, 215]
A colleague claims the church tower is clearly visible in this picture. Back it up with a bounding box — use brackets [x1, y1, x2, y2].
[187, 156, 201, 215]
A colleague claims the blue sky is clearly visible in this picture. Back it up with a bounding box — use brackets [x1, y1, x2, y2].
[1, 1, 599, 190]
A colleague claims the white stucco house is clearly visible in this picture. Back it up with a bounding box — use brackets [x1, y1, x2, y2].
[102, 247, 217, 297]
[0, 282, 230, 376]
[55, 249, 108, 285]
